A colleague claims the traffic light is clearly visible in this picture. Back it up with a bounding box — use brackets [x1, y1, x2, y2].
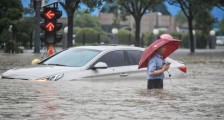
[40, 7, 62, 44]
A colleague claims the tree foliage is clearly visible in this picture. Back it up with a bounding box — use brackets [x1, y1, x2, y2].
[167, 0, 215, 53]
[194, 11, 215, 34]
[117, 29, 134, 45]
[175, 10, 215, 35]
[100, 0, 123, 27]
[117, 0, 162, 46]
[175, 11, 187, 27]
[23, 0, 37, 16]
[100, 1, 118, 13]
[203, 0, 224, 11]
[16, 18, 35, 48]
[74, 13, 102, 31]
[74, 27, 110, 44]
[151, 2, 171, 15]
[0, 0, 23, 34]
[59, 0, 110, 48]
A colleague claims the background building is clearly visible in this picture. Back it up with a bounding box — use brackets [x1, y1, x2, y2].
[97, 12, 176, 34]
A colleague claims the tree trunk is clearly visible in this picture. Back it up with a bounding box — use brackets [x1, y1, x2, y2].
[67, 12, 74, 48]
[134, 17, 141, 47]
[29, 31, 33, 49]
[188, 17, 195, 53]
[34, 0, 41, 53]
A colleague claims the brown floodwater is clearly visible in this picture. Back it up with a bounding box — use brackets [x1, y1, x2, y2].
[0, 48, 224, 120]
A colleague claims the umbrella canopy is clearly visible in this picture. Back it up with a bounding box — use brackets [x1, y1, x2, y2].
[138, 34, 180, 69]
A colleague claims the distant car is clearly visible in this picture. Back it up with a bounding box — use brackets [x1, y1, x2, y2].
[0, 46, 186, 81]
[216, 39, 224, 45]
[216, 36, 224, 45]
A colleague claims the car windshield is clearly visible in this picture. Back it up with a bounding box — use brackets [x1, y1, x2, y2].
[42, 48, 101, 67]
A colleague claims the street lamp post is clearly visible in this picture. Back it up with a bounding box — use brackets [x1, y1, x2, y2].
[8, 25, 13, 40]
[153, 29, 159, 41]
[72, 34, 76, 45]
[63, 27, 68, 49]
[111, 28, 118, 44]
[193, 30, 196, 49]
[156, 12, 162, 28]
[209, 30, 216, 49]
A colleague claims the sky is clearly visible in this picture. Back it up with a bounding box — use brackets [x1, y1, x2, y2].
[22, 0, 224, 21]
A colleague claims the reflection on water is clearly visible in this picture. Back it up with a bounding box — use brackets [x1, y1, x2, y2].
[0, 51, 224, 120]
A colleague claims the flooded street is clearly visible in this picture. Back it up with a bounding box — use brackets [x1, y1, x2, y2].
[0, 48, 224, 120]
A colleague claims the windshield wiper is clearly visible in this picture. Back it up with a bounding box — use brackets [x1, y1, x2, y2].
[47, 63, 68, 66]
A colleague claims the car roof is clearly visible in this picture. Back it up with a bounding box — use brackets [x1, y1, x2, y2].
[71, 45, 144, 51]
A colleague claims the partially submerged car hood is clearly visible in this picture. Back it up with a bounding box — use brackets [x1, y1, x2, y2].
[1, 65, 81, 80]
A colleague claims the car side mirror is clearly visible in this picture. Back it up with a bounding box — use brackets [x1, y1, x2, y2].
[31, 59, 41, 65]
[91, 62, 108, 70]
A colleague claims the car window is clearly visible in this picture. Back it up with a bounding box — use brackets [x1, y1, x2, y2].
[42, 48, 101, 67]
[125, 50, 143, 65]
[93, 50, 124, 67]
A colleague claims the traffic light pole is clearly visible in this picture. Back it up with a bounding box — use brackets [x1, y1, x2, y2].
[34, 0, 41, 53]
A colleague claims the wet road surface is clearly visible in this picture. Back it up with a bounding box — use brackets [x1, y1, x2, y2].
[0, 48, 224, 120]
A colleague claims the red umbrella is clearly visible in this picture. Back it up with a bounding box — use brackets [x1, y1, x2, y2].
[138, 34, 180, 69]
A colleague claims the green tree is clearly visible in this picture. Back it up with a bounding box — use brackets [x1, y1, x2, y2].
[0, 0, 23, 34]
[167, 0, 217, 53]
[74, 13, 102, 31]
[117, 29, 134, 45]
[117, 0, 162, 47]
[175, 10, 215, 35]
[151, 2, 171, 15]
[74, 27, 110, 45]
[59, 0, 108, 48]
[195, 11, 215, 34]
[175, 11, 187, 27]
[204, 0, 224, 11]
[16, 18, 35, 48]
[100, 1, 117, 13]
[73, 12, 107, 45]
[100, 0, 123, 27]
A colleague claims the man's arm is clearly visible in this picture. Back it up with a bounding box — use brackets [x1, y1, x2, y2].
[149, 64, 170, 76]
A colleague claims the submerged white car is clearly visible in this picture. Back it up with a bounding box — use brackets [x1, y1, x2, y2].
[1, 46, 186, 81]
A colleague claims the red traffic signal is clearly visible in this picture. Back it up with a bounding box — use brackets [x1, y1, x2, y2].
[46, 22, 55, 32]
[40, 7, 62, 44]
[45, 10, 55, 19]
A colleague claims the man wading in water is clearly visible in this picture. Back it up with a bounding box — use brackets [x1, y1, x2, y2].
[147, 44, 170, 89]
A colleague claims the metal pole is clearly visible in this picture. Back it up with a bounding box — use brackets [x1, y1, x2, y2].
[34, 0, 41, 53]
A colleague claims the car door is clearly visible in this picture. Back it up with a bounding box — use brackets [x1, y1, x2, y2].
[123, 50, 146, 80]
[88, 50, 128, 80]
